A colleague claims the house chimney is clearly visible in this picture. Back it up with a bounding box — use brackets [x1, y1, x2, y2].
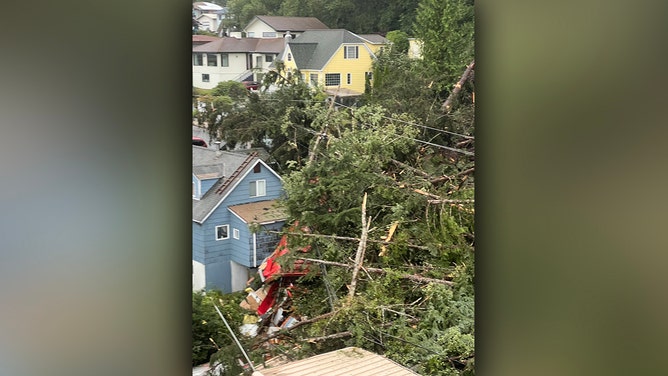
[284, 31, 292, 46]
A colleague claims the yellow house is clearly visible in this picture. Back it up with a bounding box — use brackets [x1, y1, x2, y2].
[280, 29, 388, 96]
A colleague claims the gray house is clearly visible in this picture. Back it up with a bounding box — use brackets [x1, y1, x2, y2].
[192, 147, 286, 292]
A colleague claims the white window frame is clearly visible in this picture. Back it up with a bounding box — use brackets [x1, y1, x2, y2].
[249, 179, 266, 197]
[344, 45, 359, 59]
[325, 73, 341, 87]
[233, 228, 240, 239]
[247, 32, 255, 37]
[215, 224, 230, 240]
[262, 32, 277, 38]
[207, 53, 217, 66]
[194, 53, 204, 66]
[221, 53, 229, 67]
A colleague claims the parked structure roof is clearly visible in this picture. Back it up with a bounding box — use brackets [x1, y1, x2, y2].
[253, 347, 420, 376]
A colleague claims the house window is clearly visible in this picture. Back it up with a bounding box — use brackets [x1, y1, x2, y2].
[366, 71, 373, 81]
[221, 54, 229, 67]
[202, 74, 210, 82]
[262, 32, 277, 38]
[207, 54, 217, 66]
[233, 228, 240, 239]
[253, 163, 261, 173]
[247, 32, 255, 37]
[310, 73, 318, 85]
[265, 54, 274, 63]
[325, 73, 341, 87]
[194, 53, 204, 66]
[344, 45, 359, 59]
[287, 53, 292, 61]
[215, 225, 229, 240]
[249, 180, 266, 197]
[347, 73, 352, 85]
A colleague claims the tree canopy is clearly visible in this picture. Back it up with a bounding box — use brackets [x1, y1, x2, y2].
[192, 0, 475, 373]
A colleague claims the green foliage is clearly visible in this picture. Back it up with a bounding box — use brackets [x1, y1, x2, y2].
[192, 290, 246, 367]
[211, 80, 248, 100]
[385, 30, 410, 54]
[414, 0, 474, 94]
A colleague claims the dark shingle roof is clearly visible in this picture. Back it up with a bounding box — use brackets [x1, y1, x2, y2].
[254, 16, 329, 32]
[193, 147, 260, 223]
[288, 29, 367, 70]
[358, 34, 389, 44]
[193, 37, 284, 54]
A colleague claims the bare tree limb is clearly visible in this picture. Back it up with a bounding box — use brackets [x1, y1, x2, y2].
[299, 257, 453, 286]
[348, 193, 370, 302]
[267, 231, 432, 251]
[442, 60, 475, 113]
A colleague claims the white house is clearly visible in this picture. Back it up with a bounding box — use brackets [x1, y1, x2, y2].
[193, 37, 285, 89]
[243, 15, 328, 39]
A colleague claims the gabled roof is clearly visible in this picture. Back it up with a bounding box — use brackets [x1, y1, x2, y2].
[254, 347, 420, 376]
[193, 37, 284, 54]
[193, 147, 260, 223]
[251, 16, 329, 32]
[288, 29, 368, 70]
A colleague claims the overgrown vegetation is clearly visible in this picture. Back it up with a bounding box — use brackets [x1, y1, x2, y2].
[192, 0, 475, 374]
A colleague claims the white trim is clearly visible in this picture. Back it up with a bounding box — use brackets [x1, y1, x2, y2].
[233, 228, 240, 239]
[253, 233, 257, 267]
[249, 179, 266, 197]
[215, 224, 230, 240]
[197, 158, 283, 224]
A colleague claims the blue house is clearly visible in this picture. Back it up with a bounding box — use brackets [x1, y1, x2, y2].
[192, 146, 286, 292]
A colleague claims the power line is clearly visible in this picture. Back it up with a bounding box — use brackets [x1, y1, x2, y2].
[337, 102, 473, 139]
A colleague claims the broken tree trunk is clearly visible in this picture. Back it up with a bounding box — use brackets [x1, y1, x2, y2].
[347, 192, 371, 303]
[442, 60, 475, 113]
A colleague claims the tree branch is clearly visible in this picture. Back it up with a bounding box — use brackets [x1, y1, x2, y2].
[348, 193, 370, 302]
[442, 60, 475, 113]
[299, 257, 453, 286]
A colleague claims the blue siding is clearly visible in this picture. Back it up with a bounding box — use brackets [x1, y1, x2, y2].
[228, 215, 252, 267]
[197, 161, 285, 292]
[200, 178, 218, 196]
[192, 222, 205, 264]
[205, 261, 231, 292]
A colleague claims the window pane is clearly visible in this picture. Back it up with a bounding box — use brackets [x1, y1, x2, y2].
[257, 180, 266, 196]
[347, 73, 351, 85]
[265, 54, 273, 63]
[202, 74, 209, 82]
[207, 54, 217, 66]
[249, 181, 256, 197]
[325, 73, 340, 86]
[216, 225, 228, 240]
[194, 54, 203, 66]
[221, 54, 229, 67]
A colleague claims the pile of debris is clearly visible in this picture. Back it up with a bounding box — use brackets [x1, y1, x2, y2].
[238, 227, 312, 340]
